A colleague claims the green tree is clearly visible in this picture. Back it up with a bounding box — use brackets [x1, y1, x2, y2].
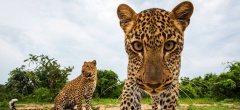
[94, 70, 123, 98]
[190, 76, 206, 98]
[180, 77, 191, 86]
[6, 65, 35, 95]
[5, 54, 74, 102]
[180, 75, 215, 98]
[179, 83, 199, 98]
[225, 61, 240, 95]
[0, 84, 8, 101]
[203, 73, 218, 98]
[24, 54, 74, 94]
[212, 61, 240, 99]
[179, 77, 200, 98]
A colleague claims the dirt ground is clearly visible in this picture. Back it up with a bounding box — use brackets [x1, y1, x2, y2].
[15, 104, 149, 110]
[15, 103, 238, 110]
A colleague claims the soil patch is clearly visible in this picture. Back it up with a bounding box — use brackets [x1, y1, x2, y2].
[15, 103, 238, 110]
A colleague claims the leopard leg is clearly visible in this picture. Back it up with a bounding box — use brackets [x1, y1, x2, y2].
[159, 84, 179, 110]
[151, 96, 160, 110]
[85, 87, 94, 110]
[120, 79, 142, 110]
[52, 100, 65, 110]
[76, 95, 83, 110]
[53, 105, 62, 110]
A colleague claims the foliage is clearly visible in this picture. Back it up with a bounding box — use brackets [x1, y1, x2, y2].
[0, 100, 8, 108]
[30, 87, 55, 102]
[4, 54, 73, 101]
[0, 84, 9, 101]
[179, 83, 199, 98]
[93, 70, 123, 98]
[2, 54, 240, 102]
[24, 54, 74, 93]
[6, 65, 35, 95]
[179, 61, 240, 99]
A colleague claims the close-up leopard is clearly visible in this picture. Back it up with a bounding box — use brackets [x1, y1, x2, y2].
[52, 60, 97, 110]
[117, 1, 194, 110]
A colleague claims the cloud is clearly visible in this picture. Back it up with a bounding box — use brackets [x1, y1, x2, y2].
[0, 0, 240, 84]
[0, 0, 128, 84]
[0, 38, 25, 84]
[180, 0, 240, 78]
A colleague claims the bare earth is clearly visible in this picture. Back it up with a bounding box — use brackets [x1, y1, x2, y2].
[15, 103, 238, 110]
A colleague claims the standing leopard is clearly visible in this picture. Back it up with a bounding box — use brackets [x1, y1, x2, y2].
[52, 60, 97, 110]
[117, 1, 194, 110]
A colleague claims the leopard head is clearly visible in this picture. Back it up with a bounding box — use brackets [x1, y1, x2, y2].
[117, 1, 193, 96]
[82, 60, 97, 81]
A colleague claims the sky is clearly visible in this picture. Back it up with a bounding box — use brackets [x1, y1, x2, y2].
[0, 0, 240, 84]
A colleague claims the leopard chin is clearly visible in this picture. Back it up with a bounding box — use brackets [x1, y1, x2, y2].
[137, 80, 173, 96]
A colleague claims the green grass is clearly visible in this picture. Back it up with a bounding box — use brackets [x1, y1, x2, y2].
[142, 98, 152, 104]
[90, 98, 240, 110]
[3, 98, 239, 110]
[92, 98, 121, 105]
[178, 98, 216, 104]
[177, 98, 240, 110]
[91, 98, 153, 105]
[142, 98, 219, 105]
[178, 104, 240, 110]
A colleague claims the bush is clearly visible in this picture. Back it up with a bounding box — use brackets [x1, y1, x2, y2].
[94, 70, 123, 98]
[179, 84, 199, 98]
[220, 98, 234, 103]
[0, 100, 8, 108]
[31, 87, 55, 102]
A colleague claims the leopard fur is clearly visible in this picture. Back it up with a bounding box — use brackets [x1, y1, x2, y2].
[117, 1, 194, 110]
[52, 60, 97, 110]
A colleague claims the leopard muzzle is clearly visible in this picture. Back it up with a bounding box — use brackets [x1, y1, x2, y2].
[136, 50, 173, 96]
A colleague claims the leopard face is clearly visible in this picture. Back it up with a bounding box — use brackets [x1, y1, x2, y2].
[117, 2, 193, 96]
[82, 60, 97, 81]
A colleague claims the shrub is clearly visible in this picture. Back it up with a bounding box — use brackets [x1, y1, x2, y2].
[0, 100, 8, 108]
[31, 87, 55, 102]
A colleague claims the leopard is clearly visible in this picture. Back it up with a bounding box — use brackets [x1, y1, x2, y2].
[52, 60, 97, 110]
[117, 1, 194, 110]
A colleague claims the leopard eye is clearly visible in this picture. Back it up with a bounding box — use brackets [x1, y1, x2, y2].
[164, 41, 176, 51]
[132, 41, 143, 52]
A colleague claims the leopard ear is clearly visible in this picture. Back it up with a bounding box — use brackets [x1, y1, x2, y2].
[117, 4, 137, 34]
[170, 1, 194, 31]
[92, 60, 96, 66]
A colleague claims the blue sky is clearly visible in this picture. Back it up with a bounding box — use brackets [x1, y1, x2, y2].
[0, 0, 240, 84]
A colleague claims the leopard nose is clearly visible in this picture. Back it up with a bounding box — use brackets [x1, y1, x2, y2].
[86, 72, 92, 77]
[146, 83, 161, 89]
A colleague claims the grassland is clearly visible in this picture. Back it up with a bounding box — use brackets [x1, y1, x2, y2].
[1, 98, 239, 110]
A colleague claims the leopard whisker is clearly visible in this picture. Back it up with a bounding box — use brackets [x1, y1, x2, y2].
[178, 86, 193, 102]
[98, 81, 123, 98]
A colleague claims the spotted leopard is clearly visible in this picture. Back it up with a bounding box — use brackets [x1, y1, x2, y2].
[52, 60, 97, 110]
[117, 1, 193, 110]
